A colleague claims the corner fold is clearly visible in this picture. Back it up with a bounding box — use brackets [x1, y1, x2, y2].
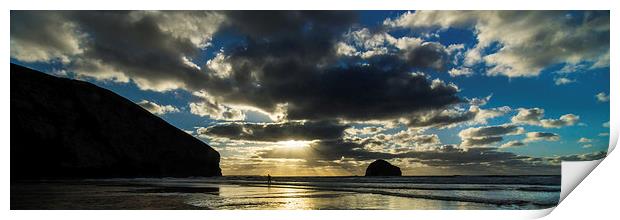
[559, 159, 604, 203]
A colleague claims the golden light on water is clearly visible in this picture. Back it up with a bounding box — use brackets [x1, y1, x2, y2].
[276, 140, 312, 148]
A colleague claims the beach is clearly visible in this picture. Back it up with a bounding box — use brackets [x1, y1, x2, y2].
[11, 176, 560, 210]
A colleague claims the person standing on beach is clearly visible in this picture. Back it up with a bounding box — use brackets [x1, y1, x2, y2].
[267, 174, 272, 185]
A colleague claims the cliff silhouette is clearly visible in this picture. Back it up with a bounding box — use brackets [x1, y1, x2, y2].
[10, 63, 221, 179]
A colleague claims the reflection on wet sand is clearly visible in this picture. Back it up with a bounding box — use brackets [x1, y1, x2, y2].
[11, 177, 559, 210]
[182, 183, 495, 210]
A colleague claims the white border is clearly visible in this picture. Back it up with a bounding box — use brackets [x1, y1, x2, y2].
[2, 0, 617, 219]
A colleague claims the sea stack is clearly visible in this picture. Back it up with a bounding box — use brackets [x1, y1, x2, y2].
[365, 159, 402, 176]
[10, 64, 222, 179]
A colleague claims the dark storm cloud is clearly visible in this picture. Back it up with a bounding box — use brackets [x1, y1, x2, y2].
[401, 42, 449, 70]
[282, 66, 461, 120]
[198, 120, 349, 142]
[200, 11, 462, 121]
[11, 11, 463, 122]
[221, 11, 358, 37]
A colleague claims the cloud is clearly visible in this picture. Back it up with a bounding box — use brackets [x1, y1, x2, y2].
[344, 126, 386, 136]
[511, 108, 579, 128]
[137, 100, 180, 115]
[599, 132, 609, 136]
[406, 105, 510, 128]
[578, 137, 593, 143]
[386, 11, 610, 78]
[603, 121, 610, 128]
[458, 124, 524, 147]
[467, 94, 492, 106]
[10, 11, 84, 63]
[213, 38, 462, 122]
[553, 151, 606, 161]
[540, 114, 580, 128]
[339, 28, 453, 70]
[11, 11, 230, 92]
[596, 92, 610, 102]
[197, 120, 349, 142]
[511, 108, 545, 125]
[556, 63, 587, 74]
[351, 129, 443, 152]
[460, 136, 504, 147]
[500, 141, 525, 148]
[524, 132, 560, 142]
[554, 77, 575, 85]
[200, 12, 462, 122]
[459, 124, 525, 139]
[11, 11, 468, 124]
[258, 143, 563, 175]
[189, 91, 246, 121]
[448, 67, 474, 77]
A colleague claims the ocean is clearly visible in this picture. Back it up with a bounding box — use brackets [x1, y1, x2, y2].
[11, 175, 560, 210]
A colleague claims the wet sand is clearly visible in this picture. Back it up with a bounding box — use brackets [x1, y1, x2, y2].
[11, 178, 557, 210]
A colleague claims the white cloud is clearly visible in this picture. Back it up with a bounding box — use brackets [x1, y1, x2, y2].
[473, 106, 511, 124]
[554, 77, 575, 85]
[69, 58, 130, 83]
[386, 11, 609, 78]
[596, 92, 610, 102]
[206, 51, 233, 78]
[182, 56, 201, 70]
[603, 121, 610, 128]
[556, 63, 587, 74]
[340, 28, 451, 69]
[468, 94, 492, 106]
[448, 67, 473, 77]
[524, 132, 560, 142]
[511, 108, 545, 125]
[189, 91, 246, 121]
[578, 137, 593, 143]
[137, 100, 180, 115]
[540, 114, 580, 128]
[500, 140, 525, 148]
[357, 129, 442, 152]
[344, 126, 386, 136]
[335, 42, 358, 56]
[511, 108, 579, 128]
[458, 124, 524, 147]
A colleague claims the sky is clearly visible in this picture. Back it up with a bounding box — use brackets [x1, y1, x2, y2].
[10, 11, 609, 176]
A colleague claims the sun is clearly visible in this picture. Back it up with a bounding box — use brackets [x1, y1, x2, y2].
[277, 140, 312, 148]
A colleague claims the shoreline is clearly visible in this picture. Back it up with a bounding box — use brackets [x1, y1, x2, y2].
[11, 177, 560, 210]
